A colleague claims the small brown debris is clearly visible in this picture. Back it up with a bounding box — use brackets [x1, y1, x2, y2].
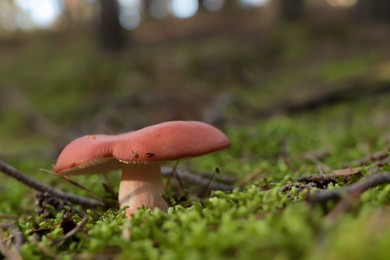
[307, 172, 390, 205]
[332, 167, 361, 176]
[146, 152, 155, 157]
[132, 151, 139, 158]
[280, 182, 315, 192]
[297, 174, 337, 188]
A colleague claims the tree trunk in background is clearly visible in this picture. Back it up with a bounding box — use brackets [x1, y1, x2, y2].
[279, 0, 305, 22]
[224, 0, 241, 13]
[356, 0, 390, 23]
[99, 0, 126, 51]
[197, 0, 203, 10]
[143, 0, 153, 18]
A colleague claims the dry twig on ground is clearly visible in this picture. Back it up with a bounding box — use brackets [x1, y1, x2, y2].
[0, 159, 103, 208]
[296, 167, 363, 189]
[161, 167, 234, 191]
[53, 215, 89, 247]
[0, 222, 23, 260]
[348, 145, 390, 167]
[307, 172, 390, 204]
[254, 81, 390, 119]
[0, 85, 61, 138]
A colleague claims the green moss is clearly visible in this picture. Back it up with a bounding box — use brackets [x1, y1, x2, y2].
[318, 53, 380, 84]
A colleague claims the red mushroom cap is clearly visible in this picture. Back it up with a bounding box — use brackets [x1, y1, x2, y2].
[55, 121, 230, 175]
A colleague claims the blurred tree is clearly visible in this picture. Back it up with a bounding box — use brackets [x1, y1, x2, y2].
[99, 0, 126, 51]
[356, 0, 390, 23]
[62, 0, 84, 29]
[144, 0, 152, 15]
[224, 0, 241, 13]
[279, 0, 305, 22]
[198, 0, 205, 11]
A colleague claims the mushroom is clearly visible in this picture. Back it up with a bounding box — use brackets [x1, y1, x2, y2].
[55, 121, 230, 218]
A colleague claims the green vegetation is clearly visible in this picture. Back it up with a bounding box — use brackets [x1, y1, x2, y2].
[1, 23, 390, 259]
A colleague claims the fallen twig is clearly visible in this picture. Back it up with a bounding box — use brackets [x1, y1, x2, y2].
[0, 214, 19, 220]
[348, 145, 390, 167]
[307, 172, 390, 204]
[0, 222, 23, 251]
[171, 162, 186, 194]
[0, 222, 23, 260]
[161, 167, 233, 191]
[41, 168, 108, 202]
[237, 169, 263, 188]
[280, 182, 316, 192]
[300, 149, 331, 172]
[202, 91, 233, 125]
[53, 215, 89, 247]
[1, 85, 61, 138]
[297, 174, 338, 189]
[0, 159, 104, 208]
[199, 168, 220, 197]
[254, 81, 390, 119]
[324, 193, 361, 221]
[297, 167, 363, 188]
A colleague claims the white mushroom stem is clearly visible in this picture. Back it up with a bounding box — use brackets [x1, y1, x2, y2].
[118, 163, 168, 217]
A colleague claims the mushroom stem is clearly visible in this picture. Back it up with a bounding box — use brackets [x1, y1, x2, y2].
[118, 163, 168, 217]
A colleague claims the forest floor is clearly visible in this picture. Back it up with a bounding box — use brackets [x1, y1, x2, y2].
[1, 14, 390, 259]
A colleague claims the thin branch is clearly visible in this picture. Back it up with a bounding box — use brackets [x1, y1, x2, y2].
[237, 169, 263, 188]
[297, 167, 363, 189]
[307, 172, 390, 204]
[41, 168, 107, 202]
[300, 149, 331, 172]
[254, 81, 390, 119]
[161, 167, 233, 191]
[0, 223, 22, 260]
[1, 85, 61, 138]
[297, 174, 337, 189]
[171, 162, 186, 193]
[349, 145, 390, 167]
[324, 193, 361, 221]
[0, 222, 23, 252]
[52, 215, 89, 247]
[202, 91, 233, 125]
[59, 175, 106, 202]
[199, 168, 219, 197]
[0, 159, 104, 208]
[0, 214, 18, 220]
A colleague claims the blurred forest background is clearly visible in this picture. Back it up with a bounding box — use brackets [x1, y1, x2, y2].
[1, 0, 390, 163]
